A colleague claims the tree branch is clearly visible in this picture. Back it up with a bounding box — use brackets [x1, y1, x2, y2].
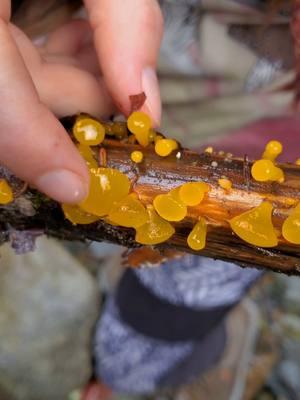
[1, 119, 300, 275]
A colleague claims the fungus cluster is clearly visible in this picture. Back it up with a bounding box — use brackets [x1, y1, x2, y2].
[251, 140, 284, 183]
[57, 113, 300, 250]
[1, 111, 299, 252]
[60, 113, 213, 249]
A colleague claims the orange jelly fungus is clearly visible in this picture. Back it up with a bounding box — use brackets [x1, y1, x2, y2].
[262, 140, 283, 161]
[153, 188, 187, 222]
[62, 204, 100, 225]
[251, 159, 284, 183]
[204, 146, 213, 154]
[135, 206, 175, 245]
[155, 139, 178, 157]
[149, 129, 157, 142]
[282, 203, 300, 244]
[229, 202, 278, 247]
[108, 194, 148, 228]
[154, 134, 163, 143]
[73, 117, 105, 146]
[77, 144, 98, 168]
[179, 182, 210, 206]
[127, 111, 151, 147]
[295, 159, 300, 166]
[218, 178, 232, 191]
[131, 151, 144, 163]
[0, 179, 13, 205]
[79, 168, 130, 217]
[187, 217, 207, 251]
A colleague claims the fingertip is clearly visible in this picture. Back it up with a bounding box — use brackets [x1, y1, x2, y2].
[141, 66, 161, 127]
[35, 168, 89, 204]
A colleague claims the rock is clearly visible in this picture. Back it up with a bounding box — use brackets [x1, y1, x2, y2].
[0, 238, 99, 400]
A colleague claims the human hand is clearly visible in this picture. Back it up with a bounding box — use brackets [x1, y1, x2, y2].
[0, 0, 163, 203]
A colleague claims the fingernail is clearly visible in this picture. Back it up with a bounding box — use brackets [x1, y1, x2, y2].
[35, 170, 89, 204]
[142, 67, 161, 127]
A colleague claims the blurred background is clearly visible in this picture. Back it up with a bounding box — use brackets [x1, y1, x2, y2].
[2, 237, 300, 400]
[1, 1, 300, 399]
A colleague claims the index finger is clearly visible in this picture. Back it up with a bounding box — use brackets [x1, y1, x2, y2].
[84, 0, 164, 125]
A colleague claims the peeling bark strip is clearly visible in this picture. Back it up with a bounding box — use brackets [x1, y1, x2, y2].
[1, 125, 300, 275]
[129, 92, 147, 112]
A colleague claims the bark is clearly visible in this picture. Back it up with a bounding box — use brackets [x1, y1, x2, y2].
[1, 120, 300, 275]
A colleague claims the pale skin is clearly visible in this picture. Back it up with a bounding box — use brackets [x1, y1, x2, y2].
[0, 0, 163, 203]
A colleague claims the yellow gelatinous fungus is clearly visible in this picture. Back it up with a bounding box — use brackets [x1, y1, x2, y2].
[62, 204, 100, 225]
[275, 169, 284, 183]
[155, 139, 178, 157]
[131, 151, 144, 164]
[135, 206, 175, 245]
[229, 202, 278, 247]
[149, 129, 157, 142]
[251, 159, 284, 183]
[282, 203, 300, 244]
[73, 117, 105, 146]
[218, 178, 232, 190]
[80, 168, 130, 216]
[179, 182, 210, 206]
[187, 217, 207, 251]
[0, 179, 13, 205]
[295, 159, 300, 166]
[127, 111, 151, 147]
[154, 134, 163, 143]
[204, 146, 213, 154]
[153, 188, 187, 222]
[108, 193, 148, 228]
[262, 140, 283, 161]
[77, 144, 98, 168]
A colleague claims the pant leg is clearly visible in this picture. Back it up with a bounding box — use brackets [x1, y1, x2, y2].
[94, 256, 261, 394]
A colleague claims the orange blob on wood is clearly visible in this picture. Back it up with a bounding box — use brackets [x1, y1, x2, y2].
[218, 178, 232, 191]
[229, 202, 278, 247]
[127, 111, 151, 147]
[262, 140, 283, 161]
[108, 194, 148, 228]
[187, 217, 207, 251]
[282, 203, 300, 244]
[153, 188, 187, 221]
[155, 138, 178, 157]
[80, 168, 130, 217]
[62, 204, 100, 225]
[73, 117, 105, 146]
[179, 182, 210, 206]
[251, 159, 284, 183]
[135, 206, 175, 245]
[131, 151, 144, 163]
[0, 179, 13, 205]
